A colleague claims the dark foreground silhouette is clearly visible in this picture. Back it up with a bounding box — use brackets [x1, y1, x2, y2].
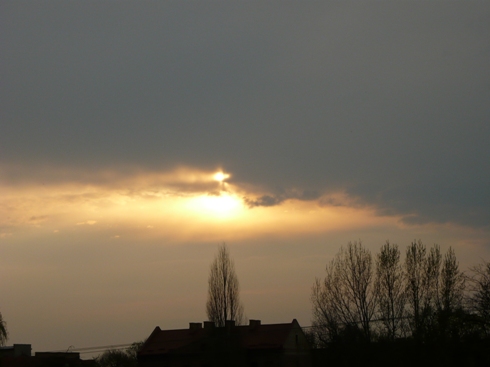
[311, 338, 490, 367]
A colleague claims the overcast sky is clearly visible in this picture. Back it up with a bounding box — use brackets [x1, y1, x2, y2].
[1, 1, 489, 354]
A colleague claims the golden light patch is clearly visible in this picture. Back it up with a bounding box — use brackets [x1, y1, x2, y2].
[0, 165, 411, 244]
[213, 171, 230, 182]
[185, 192, 243, 219]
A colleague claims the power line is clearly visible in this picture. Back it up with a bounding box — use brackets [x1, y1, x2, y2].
[43, 326, 318, 355]
[47, 343, 133, 354]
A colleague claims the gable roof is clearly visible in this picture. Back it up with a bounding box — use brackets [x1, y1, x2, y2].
[139, 326, 206, 356]
[240, 322, 295, 350]
[139, 319, 303, 357]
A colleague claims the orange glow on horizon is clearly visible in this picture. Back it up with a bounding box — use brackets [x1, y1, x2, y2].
[0, 166, 408, 244]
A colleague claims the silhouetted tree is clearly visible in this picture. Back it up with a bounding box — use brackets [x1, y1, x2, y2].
[311, 265, 342, 345]
[468, 260, 490, 335]
[0, 312, 7, 346]
[206, 244, 244, 327]
[311, 241, 377, 342]
[439, 247, 465, 312]
[95, 348, 137, 367]
[425, 244, 442, 335]
[375, 241, 406, 340]
[126, 341, 145, 360]
[424, 247, 465, 341]
[405, 240, 441, 341]
[405, 240, 426, 338]
[312, 240, 487, 346]
[95, 340, 144, 367]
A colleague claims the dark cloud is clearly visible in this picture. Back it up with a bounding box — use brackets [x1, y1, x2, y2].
[245, 195, 284, 208]
[1, 1, 489, 227]
[348, 180, 490, 228]
[244, 189, 320, 208]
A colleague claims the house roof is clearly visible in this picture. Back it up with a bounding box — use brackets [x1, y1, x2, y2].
[139, 327, 206, 356]
[139, 319, 303, 357]
[240, 322, 295, 350]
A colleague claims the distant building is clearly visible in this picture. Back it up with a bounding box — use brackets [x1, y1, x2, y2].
[0, 344, 95, 367]
[0, 344, 32, 358]
[138, 319, 311, 367]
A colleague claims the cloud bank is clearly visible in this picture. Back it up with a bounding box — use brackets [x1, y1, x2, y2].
[1, 1, 489, 230]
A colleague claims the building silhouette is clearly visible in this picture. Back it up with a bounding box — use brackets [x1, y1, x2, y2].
[138, 319, 311, 367]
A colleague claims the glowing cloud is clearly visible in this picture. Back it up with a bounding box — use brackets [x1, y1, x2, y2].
[185, 192, 243, 219]
[0, 165, 424, 243]
[213, 171, 230, 182]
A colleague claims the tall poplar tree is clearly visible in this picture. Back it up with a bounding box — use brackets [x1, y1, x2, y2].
[206, 244, 244, 327]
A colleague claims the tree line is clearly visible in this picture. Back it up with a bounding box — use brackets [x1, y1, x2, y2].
[310, 240, 490, 346]
[2, 241, 488, 366]
[82, 242, 490, 366]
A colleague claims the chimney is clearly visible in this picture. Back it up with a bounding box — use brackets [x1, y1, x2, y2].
[204, 321, 215, 330]
[189, 322, 202, 330]
[249, 320, 261, 329]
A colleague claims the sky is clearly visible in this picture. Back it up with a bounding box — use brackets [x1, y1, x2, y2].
[1, 0, 490, 355]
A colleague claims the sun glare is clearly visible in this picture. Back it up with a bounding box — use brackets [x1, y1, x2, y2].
[213, 171, 230, 182]
[186, 192, 242, 219]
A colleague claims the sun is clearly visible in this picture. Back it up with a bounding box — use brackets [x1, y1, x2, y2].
[213, 171, 230, 182]
[186, 192, 243, 219]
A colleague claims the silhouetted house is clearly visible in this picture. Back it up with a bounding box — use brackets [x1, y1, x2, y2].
[0, 345, 95, 367]
[0, 344, 32, 358]
[138, 319, 311, 367]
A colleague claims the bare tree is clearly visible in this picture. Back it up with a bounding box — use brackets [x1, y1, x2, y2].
[429, 247, 465, 339]
[341, 241, 378, 341]
[405, 240, 442, 340]
[405, 240, 426, 339]
[424, 244, 442, 333]
[311, 263, 343, 344]
[425, 244, 442, 307]
[206, 244, 244, 327]
[468, 260, 490, 335]
[375, 241, 406, 340]
[311, 241, 377, 342]
[0, 312, 7, 346]
[439, 247, 465, 313]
